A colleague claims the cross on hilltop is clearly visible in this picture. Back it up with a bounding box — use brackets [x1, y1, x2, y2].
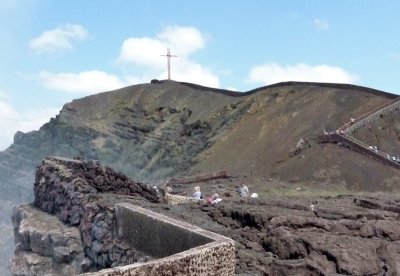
[161, 48, 177, 80]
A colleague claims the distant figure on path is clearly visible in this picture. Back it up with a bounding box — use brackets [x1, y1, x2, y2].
[239, 182, 250, 197]
[310, 203, 319, 217]
[192, 186, 202, 200]
[296, 138, 305, 149]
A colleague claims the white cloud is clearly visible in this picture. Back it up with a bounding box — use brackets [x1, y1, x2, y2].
[34, 25, 219, 94]
[118, 37, 166, 68]
[248, 63, 357, 85]
[30, 24, 88, 54]
[38, 70, 128, 94]
[157, 58, 219, 88]
[314, 18, 329, 32]
[0, 93, 59, 151]
[117, 25, 219, 88]
[157, 25, 205, 56]
[118, 25, 205, 66]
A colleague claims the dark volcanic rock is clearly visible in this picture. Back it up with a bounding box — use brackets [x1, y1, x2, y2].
[10, 204, 85, 275]
[33, 157, 160, 219]
[148, 195, 400, 276]
[12, 157, 160, 274]
[10, 156, 400, 276]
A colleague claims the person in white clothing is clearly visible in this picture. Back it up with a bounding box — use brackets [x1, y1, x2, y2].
[239, 182, 250, 197]
[192, 186, 202, 200]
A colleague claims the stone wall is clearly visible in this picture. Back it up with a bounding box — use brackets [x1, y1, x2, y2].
[10, 204, 87, 275]
[12, 157, 235, 275]
[31, 157, 161, 272]
[115, 204, 212, 258]
[34, 157, 160, 221]
[82, 204, 235, 276]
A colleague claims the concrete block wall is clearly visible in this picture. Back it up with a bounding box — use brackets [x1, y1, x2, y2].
[115, 204, 212, 258]
[82, 203, 235, 276]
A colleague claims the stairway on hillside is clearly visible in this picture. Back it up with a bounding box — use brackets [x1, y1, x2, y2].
[339, 97, 400, 134]
[321, 97, 400, 169]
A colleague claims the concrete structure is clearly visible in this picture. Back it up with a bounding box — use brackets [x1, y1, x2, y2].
[83, 203, 235, 276]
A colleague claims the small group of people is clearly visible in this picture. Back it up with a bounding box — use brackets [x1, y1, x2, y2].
[385, 154, 400, 163]
[192, 186, 222, 204]
[323, 129, 341, 135]
[191, 182, 257, 204]
[322, 117, 356, 136]
[207, 193, 222, 204]
[367, 145, 400, 163]
[368, 145, 379, 153]
[323, 129, 346, 136]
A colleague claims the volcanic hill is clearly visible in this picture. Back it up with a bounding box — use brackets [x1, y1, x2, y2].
[2, 80, 400, 275]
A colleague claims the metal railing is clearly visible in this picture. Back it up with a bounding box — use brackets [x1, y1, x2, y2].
[321, 96, 400, 170]
[320, 133, 400, 170]
[338, 97, 400, 134]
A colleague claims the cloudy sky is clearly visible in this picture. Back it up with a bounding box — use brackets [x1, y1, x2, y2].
[1, 1, 400, 150]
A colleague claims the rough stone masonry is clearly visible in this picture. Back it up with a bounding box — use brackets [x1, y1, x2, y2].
[11, 157, 235, 275]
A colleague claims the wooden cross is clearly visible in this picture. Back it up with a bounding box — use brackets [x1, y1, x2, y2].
[161, 48, 177, 80]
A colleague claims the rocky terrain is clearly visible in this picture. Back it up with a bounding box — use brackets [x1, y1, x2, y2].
[2, 80, 400, 274]
[157, 194, 400, 275]
[11, 157, 400, 275]
[11, 157, 159, 275]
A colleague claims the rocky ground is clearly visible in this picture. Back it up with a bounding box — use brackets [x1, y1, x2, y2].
[10, 157, 400, 276]
[151, 194, 400, 275]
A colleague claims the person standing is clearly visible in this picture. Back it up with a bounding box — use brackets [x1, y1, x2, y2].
[192, 186, 202, 200]
[239, 182, 249, 197]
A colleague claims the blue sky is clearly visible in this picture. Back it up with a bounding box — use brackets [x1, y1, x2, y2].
[1, 1, 400, 150]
